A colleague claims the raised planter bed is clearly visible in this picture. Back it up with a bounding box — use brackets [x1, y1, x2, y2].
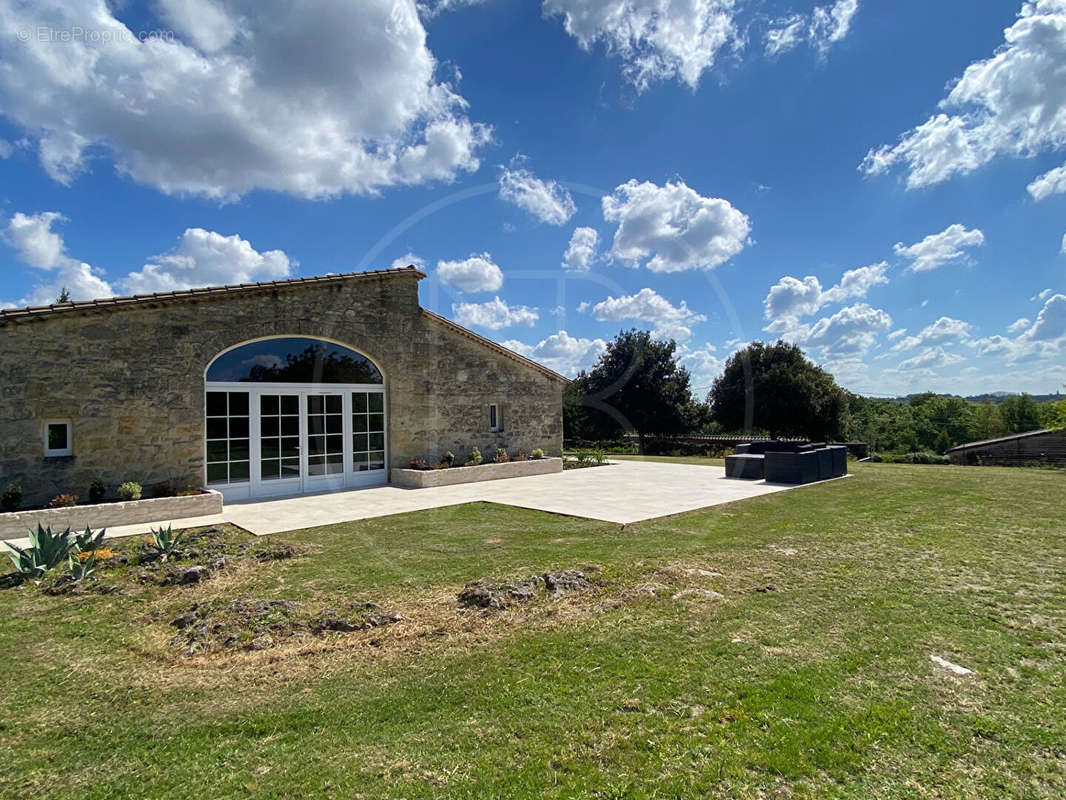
[391, 457, 563, 489]
[0, 489, 223, 540]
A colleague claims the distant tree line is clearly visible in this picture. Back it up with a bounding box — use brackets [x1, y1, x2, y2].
[565, 330, 1065, 454]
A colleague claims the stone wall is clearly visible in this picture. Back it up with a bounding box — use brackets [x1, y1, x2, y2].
[0, 271, 564, 506]
[391, 457, 563, 488]
[0, 490, 223, 540]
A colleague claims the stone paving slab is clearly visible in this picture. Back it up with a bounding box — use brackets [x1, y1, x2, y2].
[6, 461, 842, 545]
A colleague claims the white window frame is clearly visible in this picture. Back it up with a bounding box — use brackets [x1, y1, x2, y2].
[204, 382, 387, 501]
[43, 419, 72, 457]
[489, 403, 501, 432]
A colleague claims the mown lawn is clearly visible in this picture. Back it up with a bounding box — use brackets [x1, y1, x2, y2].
[1, 461, 1064, 799]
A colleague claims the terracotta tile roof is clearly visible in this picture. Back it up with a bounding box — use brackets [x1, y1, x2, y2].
[0, 266, 426, 322]
[421, 308, 569, 384]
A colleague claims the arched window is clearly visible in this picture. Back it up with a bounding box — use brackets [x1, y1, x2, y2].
[206, 338, 383, 384]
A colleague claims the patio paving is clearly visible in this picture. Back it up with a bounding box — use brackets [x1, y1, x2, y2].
[80, 460, 828, 541]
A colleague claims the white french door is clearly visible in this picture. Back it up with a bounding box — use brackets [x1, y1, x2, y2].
[205, 383, 386, 501]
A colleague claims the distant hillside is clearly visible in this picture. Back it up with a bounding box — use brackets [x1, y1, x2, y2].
[965, 392, 1064, 404]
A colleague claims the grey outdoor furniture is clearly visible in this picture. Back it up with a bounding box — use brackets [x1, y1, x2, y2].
[724, 453, 766, 479]
[764, 445, 848, 484]
[725, 441, 848, 484]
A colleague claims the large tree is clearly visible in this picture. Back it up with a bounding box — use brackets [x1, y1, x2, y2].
[568, 329, 699, 450]
[709, 341, 846, 439]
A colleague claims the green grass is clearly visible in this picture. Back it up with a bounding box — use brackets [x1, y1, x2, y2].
[1, 461, 1064, 798]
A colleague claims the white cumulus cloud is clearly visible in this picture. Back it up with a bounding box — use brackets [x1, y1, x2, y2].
[498, 161, 576, 225]
[502, 330, 607, 376]
[0, 0, 490, 199]
[677, 342, 723, 389]
[1022, 292, 1066, 340]
[763, 262, 888, 332]
[122, 229, 292, 294]
[895, 346, 966, 371]
[543, 0, 742, 92]
[563, 227, 599, 270]
[581, 287, 707, 342]
[1027, 161, 1066, 200]
[603, 179, 751, 272]
[452, 296, 539, 330]
[1007, 316, 1032, 333]
[390, 253, 426, 270]
[891, 316, 975, 351]
[894, 224, 985, 272]
[437, 253, 504, 292]
[766, 0, 859, 57]
[861, 1, 1066, 188]
[2, 211, 113, 306]
[793, 303, 893, 356]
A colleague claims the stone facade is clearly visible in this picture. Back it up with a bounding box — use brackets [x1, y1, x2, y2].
[0, 268, 565, 507]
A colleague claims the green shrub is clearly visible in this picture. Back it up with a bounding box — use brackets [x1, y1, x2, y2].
[68, 550, 96, 582]
[1, 483, 21, 512]
[72, 526, 106, 553]
[149, 524, 184, 561]
[494, 448, 510, 463]
[118, 481, 142, 501]
[48, 493, 78, 508]
[884, 451, 950, 465]
[530, 448, 545, 460]
[88, 479, 107, 504]
[151, 481, 177, 498]
[573, 449, 606, 465]
[466, 448, 483, 466]
[442, 451, 455, 466]
[2, 524, 73, 578]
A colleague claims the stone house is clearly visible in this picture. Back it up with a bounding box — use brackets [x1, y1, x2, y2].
[0, 266, 566, 505]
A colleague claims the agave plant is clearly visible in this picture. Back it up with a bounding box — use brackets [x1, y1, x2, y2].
[2, 524, 74, 578]
[72, 526, 107, 553]
[149, 524, 184, 561]
[68, 550, 96, 582]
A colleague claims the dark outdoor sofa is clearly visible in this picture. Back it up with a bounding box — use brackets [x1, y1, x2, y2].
[725, 441, 847, 484]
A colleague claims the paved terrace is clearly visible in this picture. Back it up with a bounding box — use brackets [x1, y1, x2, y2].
[52, 459, 843, 544]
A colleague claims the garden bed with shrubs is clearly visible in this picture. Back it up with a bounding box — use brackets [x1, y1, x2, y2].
[0, 480, 221, 540]
[1, 522, 302, 594]
[392, 447, 561, 488]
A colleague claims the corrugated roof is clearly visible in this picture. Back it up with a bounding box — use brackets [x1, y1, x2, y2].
[421, 308, 569, 384]
[946, 428, 1056, 452]
[0, 266, 426, 322]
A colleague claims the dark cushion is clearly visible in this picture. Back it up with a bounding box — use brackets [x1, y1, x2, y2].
[827, 445, 847, 477]
[815, 447, 834, 479]
[725, 454, 765, 479]
[734, 443, 751, 454]
[764, 450, 820, 484]
[742, 440, 810, 455]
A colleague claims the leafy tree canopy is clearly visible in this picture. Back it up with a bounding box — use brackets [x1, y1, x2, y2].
[708, 341, 846, 440]
[565, 329, 699, 447]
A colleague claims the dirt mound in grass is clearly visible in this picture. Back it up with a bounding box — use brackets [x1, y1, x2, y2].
[458, 569, 592, 610]
[167, 597, 402, 656]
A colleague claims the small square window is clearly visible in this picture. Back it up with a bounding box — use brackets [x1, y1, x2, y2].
[44, 420, 72, 457]
[489, 403, 501, 432]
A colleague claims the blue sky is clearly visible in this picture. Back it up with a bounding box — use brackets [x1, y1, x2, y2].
[0, 0, 1064, 397]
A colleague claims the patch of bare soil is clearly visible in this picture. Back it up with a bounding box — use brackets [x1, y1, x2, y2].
[166, 597, 402, 656]
[136, 560, 747, 688]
